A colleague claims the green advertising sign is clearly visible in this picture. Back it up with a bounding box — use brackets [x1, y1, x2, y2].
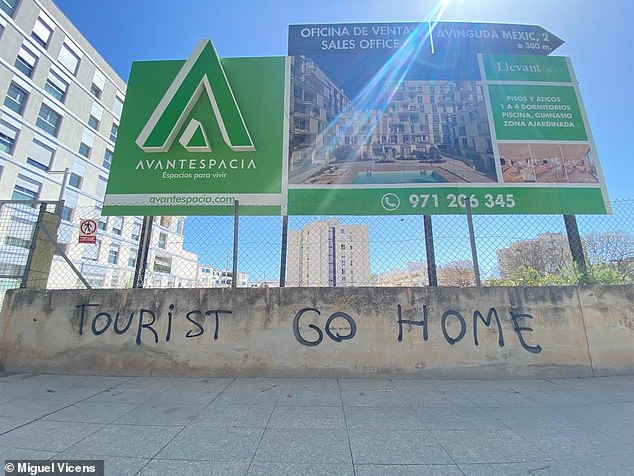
[103, 40, 287, 216]
[104, 24, 609, 217]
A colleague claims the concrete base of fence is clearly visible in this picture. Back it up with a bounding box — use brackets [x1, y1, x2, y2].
[1, 286, 632, 378]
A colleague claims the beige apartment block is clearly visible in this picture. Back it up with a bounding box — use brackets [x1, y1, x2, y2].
[287, 218, 370, 287]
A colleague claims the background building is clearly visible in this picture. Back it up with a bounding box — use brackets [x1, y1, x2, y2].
[287, 218, 370, 287]
[0, 0, 196, 289]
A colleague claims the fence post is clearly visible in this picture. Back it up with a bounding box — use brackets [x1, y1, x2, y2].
[232, 200, 240, 288]
[423, 215, 437, 286]
[465, 201, 481, 286]
[133, 216, 154, 288]
[563, 214, 588, 282]
[279, 214, 288, 287]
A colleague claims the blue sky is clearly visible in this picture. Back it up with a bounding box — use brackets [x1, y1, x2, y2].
[54, 0, 634, 280]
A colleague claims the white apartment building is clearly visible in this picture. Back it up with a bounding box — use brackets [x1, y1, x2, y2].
[197, 263, 248, 288]
[0, 0, 197, 289]
[287, 218, 370, 287]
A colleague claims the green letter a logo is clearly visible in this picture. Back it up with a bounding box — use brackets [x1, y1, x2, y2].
[136, 39, 255, 153]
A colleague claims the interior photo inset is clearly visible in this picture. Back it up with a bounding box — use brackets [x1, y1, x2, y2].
[499, 143, 599, 184]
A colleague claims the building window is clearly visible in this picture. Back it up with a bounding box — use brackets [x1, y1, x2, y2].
[1, 0, 19, 17]
[153, 256, 172, 274]
[87, 114, 100, 131]
[0, 120, 19, 154]
[5, 236, 30, 248]
[176, 219, 184, 234]
[78, 142, 91, 158]
[107, 246, 119, 264]
[89, 83, 102, 99]
[27, 140, 54, 171]
[15, 46, 37, 78]
[103, 149, 113, 170]
[12, 174, 41, 201]
[113, 96, 124, 117]
[58, 42, 81, 75]
[31, 16, 53, 48]
[110, 123, 118, 142]
[131, 222, 141, 241]
[98, 217, 107, 231]
[160, 216, 171, 228]
[95, 175, 107, 198]
[36, 104, 61, 136]
[111, 217, 122, 235]
[128, 252, 136, 268]
[61, 206, 74, 221]
[44, 71, 68, 103]
[158, 232, 167, 249]
[4, 82, 28, 115]
[68, 172, 82, 189]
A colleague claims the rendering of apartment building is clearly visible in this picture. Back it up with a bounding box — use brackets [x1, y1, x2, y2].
[288, 55, 351, 182]
[287, 218, 370, 287]
[0, 0, 197, 289]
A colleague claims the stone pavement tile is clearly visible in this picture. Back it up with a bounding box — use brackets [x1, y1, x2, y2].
[487, 406, 582, 430]
[557, 454, 634, 475]
[355, 464, 463, 475]
[0, 416, 30, 433]
[137, 459, 249, 476]
[145, 388, 224, 404]
[0, 386, 32, 403]
[459, 461, 571, 475]
[0, 446, 57, 463]
[156, 425, 263, 461]
[344, 406, 425, 430]
[339, 379, 397, 392]
[115, 377, 183, 390]
[397, 389, 478, 408]
[192, 404, 274, 428]
[254, 428, 351, 464]
[53, 450, 149, 476]
[268, 406, 346, 430]
[21, 386, 105, 402]
[67, 424, 183, 458]
[277, 389, 342, 407]
[525, 428, 633, 459]
[432, 429, 549, 464]
[561, 402, 634, 428]
[341, 389, 409, 407]
[0, 398, 69, 419]
[83, 388, 165, 405]
[248, 462, 355, 476]
[417, 407, 508, 431]
[226, 378, 286, 393]
[112, 402, 208, 426]
[280, 378, 340, 393]
[0, 421, 103, 452]
[460, 388, 542, 408]
[43, 402, 140, 424]
[348, 429, 453, 465]
[589, 422, 634, 446]
[525, 390, 608, 406]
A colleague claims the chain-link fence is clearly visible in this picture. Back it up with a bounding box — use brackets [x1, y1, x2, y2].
[0, 199, 632, 296]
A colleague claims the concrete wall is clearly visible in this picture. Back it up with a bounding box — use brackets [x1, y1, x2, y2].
[1, 286, 632, 378]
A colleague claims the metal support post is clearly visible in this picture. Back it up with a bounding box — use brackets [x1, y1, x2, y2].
[423, 215, 438, 286]
[232, 200, 240, 288]
[465, 201, 481, 286]
[133, 216, 154, 288]
[279, 215, 289, 287]
[563, 214, 588, 282]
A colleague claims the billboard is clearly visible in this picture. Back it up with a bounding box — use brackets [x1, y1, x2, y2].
[103, 23, 609, 216]
[103, 40, 288, 216]
[287, 22, 609, 215]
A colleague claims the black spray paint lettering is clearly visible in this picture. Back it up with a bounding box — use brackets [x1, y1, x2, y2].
[397, 305, 539, 353]
[293, 307, 357, 347]
[75, 304, 231, 345]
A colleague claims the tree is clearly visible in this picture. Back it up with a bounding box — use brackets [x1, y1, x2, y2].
[584, 231, 634, 278]
[497, 233, 571, 279]
[437, 260, 475, 286]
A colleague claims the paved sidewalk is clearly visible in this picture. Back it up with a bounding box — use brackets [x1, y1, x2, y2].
[0, 373, 633, 475]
